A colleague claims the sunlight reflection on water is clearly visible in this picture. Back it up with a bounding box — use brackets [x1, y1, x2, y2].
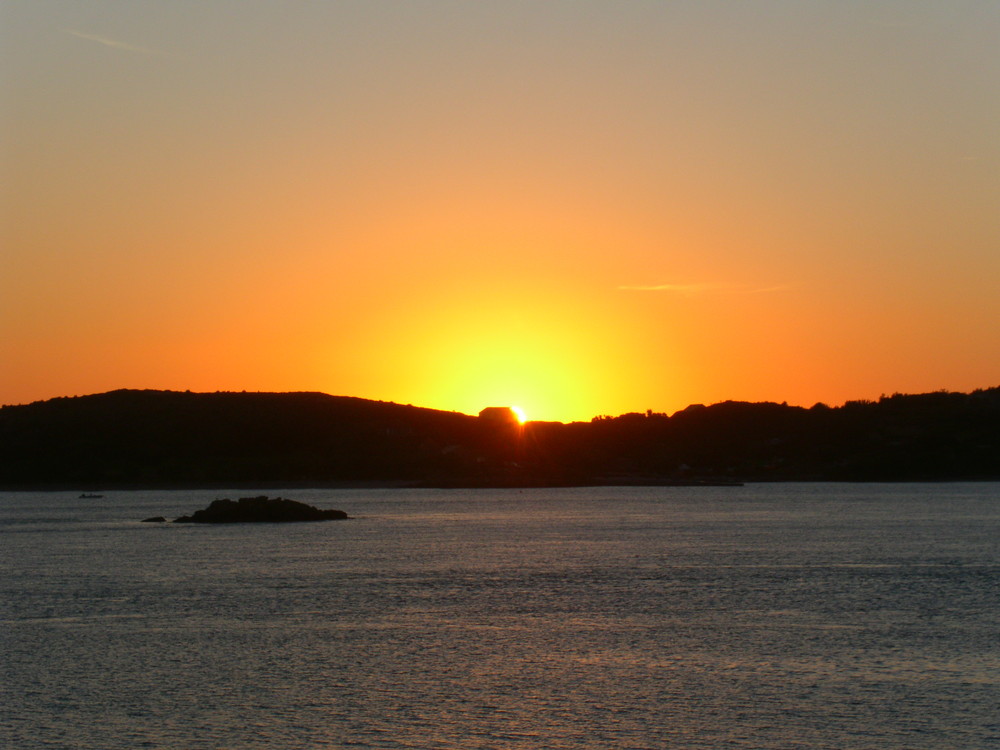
[2, 484, 998, 748]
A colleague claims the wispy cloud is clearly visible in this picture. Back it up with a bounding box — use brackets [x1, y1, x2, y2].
[618, 282, 719, 294]
[618, 282, 791, 296]
[64, 29, 166, 57]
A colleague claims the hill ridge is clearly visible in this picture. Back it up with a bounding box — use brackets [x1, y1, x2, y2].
[2, 387, 997, 488]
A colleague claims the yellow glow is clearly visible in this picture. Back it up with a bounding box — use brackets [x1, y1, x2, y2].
[2, 4, 997, 417]
[340, 284, 652, 423]
[510, 405, 528, 424]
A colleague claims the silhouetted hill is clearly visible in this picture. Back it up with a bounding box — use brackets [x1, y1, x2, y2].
[1, 387, 998, 488]
[0, 390, 480, 488]
[574, 389, 1000, 482]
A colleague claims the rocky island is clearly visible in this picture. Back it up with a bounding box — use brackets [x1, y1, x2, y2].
[172, 496, 349, 523]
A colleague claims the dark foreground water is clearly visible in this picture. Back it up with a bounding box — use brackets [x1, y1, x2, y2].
[2, 483, 998, 749]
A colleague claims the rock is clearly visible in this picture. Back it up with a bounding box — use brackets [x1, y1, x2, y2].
[141, 516, 167, 523]
[172, 496, 349, 524]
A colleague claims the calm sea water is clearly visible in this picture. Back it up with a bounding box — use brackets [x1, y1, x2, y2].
[2, 483, 998, 749]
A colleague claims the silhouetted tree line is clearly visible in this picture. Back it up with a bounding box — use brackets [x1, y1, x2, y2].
[0, 387, 997, 489]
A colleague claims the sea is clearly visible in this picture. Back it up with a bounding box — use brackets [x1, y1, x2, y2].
[2, 483, 998, 749]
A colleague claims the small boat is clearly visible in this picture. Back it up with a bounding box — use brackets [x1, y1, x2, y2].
[79, 493, 104, 499]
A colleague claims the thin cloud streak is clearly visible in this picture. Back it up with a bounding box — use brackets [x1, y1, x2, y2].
[64, 29, 167, 57]
[618, 282, 792, 296]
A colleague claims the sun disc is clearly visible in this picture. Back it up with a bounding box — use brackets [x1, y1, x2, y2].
[511, 405, 528, 424]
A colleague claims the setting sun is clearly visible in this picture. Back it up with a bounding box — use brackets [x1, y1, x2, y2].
[2, 2, 997, 423]
[3, 3, 997, 745]
[329, 282, 656, 423]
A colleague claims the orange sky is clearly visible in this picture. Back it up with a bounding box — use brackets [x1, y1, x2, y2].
[3, 2, 998, 422]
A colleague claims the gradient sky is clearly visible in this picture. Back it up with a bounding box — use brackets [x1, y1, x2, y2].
[3, 1, 998, 422]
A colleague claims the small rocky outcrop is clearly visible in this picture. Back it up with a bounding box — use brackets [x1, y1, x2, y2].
[141, 516, 167, 523]
[173, 496, 349, 524]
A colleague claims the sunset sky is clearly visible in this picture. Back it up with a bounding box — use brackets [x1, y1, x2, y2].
[3, 1, 998, 422]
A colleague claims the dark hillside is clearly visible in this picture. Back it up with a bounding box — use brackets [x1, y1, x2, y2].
[571, 389, 1000, 482]
[0, 390, 479, 488]
[1, 387, 998, 488]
